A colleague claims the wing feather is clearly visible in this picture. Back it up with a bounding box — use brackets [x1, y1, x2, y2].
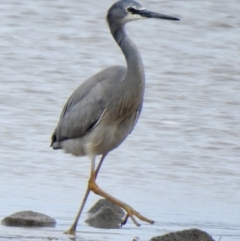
[51, 66, 126, 146]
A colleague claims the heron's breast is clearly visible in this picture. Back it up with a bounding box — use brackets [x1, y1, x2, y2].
[88, 110, 136, 155]
[111, 93, 142, 122]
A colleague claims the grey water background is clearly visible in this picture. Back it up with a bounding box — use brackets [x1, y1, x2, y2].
[0, 0, 239, 240]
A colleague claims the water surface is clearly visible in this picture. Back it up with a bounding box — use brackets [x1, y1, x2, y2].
[0, 0, 239, 240]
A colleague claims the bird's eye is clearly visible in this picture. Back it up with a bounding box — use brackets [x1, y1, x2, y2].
[127, 7, 136, 14]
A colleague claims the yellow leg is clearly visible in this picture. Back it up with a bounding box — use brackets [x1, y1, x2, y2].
[64, 154, 154, 235]
[64, 154, 107, 235]
[88, 175, 154, 226]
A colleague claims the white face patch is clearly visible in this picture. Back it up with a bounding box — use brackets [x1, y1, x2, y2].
[123, 6, 146, 22]
[126, 14, 143, 21]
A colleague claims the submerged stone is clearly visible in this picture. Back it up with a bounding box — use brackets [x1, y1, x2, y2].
[86, 206, 123, 229]
[86, 199, 125, 229]
[2, 211, 56, 227]
[150, 228, 215, 241]
[88, 198, 125, 217]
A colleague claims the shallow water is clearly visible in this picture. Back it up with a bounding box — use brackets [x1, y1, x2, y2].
[0, 0, 239, 240]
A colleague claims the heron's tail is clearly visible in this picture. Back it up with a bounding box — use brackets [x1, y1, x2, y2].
[51, 142, 62, 150]
[50, 132, 62, 150]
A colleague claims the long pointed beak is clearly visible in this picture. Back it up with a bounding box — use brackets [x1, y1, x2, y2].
[129, 8, 180, 21]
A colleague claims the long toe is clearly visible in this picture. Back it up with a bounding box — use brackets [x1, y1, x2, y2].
[119, 204, 154, 226]
[89, 179, 154, 226]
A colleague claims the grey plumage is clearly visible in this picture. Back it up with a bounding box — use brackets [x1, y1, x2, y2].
[51, 64, 142, 156]
[50, 0, 179, 234]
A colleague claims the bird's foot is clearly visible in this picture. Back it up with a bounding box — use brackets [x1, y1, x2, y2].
[121, 214, 129, 226]
[89, 178, 154, 227]
[121, 204, 154, 227]
[64, 227, 76, 235]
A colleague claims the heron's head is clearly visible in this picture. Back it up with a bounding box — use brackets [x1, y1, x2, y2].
[107, 0, 179, 26]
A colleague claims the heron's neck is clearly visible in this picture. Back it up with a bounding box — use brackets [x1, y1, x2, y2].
[112, 25, 145, 89]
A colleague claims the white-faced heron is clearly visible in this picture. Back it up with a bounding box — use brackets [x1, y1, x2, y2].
[51, 0, 179, 235]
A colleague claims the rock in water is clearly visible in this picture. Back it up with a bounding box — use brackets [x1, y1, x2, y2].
[86, 199, 125, 229]
[2, 211, 56, 227]
[86, 206, 123, 229]
[88, 198, 125, 217]
[150, 229, 215, 241]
